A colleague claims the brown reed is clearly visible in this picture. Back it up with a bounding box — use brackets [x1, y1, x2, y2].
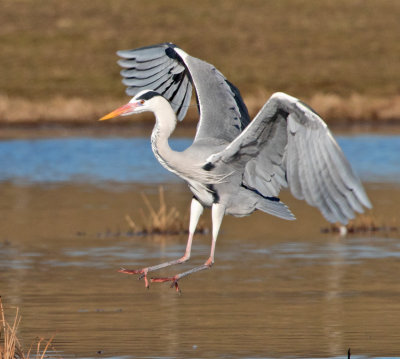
[322, 212, 398, 235]
[125, 186, 207, 235]
[0, 297, 57, 359]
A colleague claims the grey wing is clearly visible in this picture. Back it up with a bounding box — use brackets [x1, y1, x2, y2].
[177, 50, 250, 142]
[117, 43, 192, 122]
[205, 92, 372, 224]
[117, 43, 250, 141]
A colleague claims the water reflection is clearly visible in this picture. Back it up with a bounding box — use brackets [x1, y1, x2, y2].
[254, 236, 400, 263]
[0, 182, 398, 358]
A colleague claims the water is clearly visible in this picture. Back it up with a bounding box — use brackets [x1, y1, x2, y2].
[338, 136, 400, 183]
[0, 134, 399, 358]
[0, 135, 398, 184]
[0, 137, 192, 184]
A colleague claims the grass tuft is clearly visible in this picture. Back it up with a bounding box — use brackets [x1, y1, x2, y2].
[125, 186, 207, 235]
[0, 297, 57, 359]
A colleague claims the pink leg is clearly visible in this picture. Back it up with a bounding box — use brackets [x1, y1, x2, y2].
[119, 198, 204, 288]
[151, 203, 225, 292]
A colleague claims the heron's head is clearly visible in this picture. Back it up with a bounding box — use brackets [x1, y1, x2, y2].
[99, 90, 162, 121]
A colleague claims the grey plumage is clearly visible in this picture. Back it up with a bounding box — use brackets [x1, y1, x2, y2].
[118, 44, 192, 122]
[116, 42, 370, 225]
[205, 92, 371, 224]
[101, 43, 371, 289]
[117, 43, 249, 139]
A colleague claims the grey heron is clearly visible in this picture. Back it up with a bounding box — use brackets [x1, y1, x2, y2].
[100, 43, 371, 291]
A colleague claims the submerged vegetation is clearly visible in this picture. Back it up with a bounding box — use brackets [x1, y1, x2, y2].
[0, 297, 56, 359]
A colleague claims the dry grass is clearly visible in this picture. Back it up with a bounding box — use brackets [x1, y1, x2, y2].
[321, 212, 399, 236]
[1, 0, 400, 126]
[0, 297, 23, 359]
[309, 93, 400, 125]
[0, 95, 124, 124]
[0, 297, 57, 359]
[125, 186, 207, 235]
[1, 93, 400, 126]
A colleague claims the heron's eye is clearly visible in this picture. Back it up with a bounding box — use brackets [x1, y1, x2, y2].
[139, 99, 145, 105]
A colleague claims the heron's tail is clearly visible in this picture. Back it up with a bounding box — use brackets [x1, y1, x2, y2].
[256, 197, 296, 221]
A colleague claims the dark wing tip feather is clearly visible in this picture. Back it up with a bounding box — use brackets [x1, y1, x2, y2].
[116, 43, 192, 122]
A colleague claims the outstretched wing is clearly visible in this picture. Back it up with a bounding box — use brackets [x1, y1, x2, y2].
[117, 43, 191, 122]
[204, 92, 372, 224]
[117, 42, 250, 142]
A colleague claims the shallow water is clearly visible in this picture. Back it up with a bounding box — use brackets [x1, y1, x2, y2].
[0, 135, 399, 358]
[0, 135, 399, 184]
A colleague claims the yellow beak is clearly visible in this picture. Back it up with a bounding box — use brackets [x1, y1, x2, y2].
[98, 103, 134, 121]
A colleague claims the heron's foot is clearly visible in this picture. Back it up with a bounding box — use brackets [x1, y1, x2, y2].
[151, 259, 214, 293]
[151, 275, 181, 292]
[119, 267, 149, 288]
[118, 255, 191, 289]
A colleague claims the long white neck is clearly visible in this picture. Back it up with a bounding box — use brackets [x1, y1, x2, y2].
[149, 97, 182, 175]
[146, 96, 219, 186]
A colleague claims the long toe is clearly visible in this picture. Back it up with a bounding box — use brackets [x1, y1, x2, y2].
[150, 276, 177, 283]
[119, 267, 149, 288]
[151, 276, 181, 292]
[118, 267, 144, 274]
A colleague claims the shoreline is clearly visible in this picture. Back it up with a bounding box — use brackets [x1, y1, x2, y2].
[1, 93, 400, 138]
[1, 121, 399, 140]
